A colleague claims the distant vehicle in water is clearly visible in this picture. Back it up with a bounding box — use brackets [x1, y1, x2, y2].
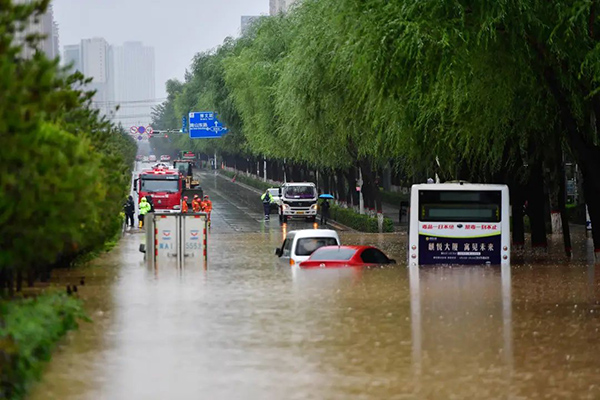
[278, 182, 318, 223]
[408, 182, 510, 266]
[148, 155, 157, 162]
[142, 156, 149, 162]
[136, 155, 143, 161]
[298, 246, 395, 268]
[275, 229, 340, 266]
[160, 155, 171, 162]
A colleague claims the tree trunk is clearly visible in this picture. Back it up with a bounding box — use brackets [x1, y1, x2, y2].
[16, 270, 22, 293]
[510, 180, 526, 247]
[344, 168, 357, 207]
[27, 269, 36, 287]
[359, 160, 376, 210]
[557, 159, 572, 258]
[291, 164, 301, 182]
[336, 170, 347, 203]
[323, 170, 331, 194]
[580, 161, 600, 253]
[528, 162, 548, 248]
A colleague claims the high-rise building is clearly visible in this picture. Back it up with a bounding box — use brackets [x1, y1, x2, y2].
[269, 0, 298, 15]
[80, 38, 112, 116]
[241, 16, 261, 35]
[14, 1, 59, 59]
[63, 44, 82, 72]
[110, 41, 156, 127]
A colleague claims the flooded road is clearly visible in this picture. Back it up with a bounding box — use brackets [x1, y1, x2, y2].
[29, 168, 600, 399]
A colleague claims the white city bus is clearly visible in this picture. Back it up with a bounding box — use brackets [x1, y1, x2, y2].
[408, 183, 510, 266]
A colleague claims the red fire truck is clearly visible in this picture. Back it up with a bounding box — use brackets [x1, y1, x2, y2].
[134, 165, 183, 211]
[134, 164, 203, 211]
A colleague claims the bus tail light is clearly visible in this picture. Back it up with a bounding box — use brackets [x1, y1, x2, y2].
[290, 259, 295, 266]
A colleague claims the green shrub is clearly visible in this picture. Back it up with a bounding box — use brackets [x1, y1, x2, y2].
[330, 205, 395, 233]
[0, 292, 86, 400]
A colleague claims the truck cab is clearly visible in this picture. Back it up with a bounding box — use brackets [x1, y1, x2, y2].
[278, 182, 318, 223]
[135, 165, 182, 211]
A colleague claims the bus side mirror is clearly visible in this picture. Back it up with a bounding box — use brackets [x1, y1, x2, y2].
[139, 244, 146, 253]
[133, 178, 139, 192]
[275, 248, 282, 257]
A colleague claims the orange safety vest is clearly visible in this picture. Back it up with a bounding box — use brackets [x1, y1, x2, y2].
[182, 201, 188, 213]
[192, 199, 201, 213]
[203, 200, 213, 213]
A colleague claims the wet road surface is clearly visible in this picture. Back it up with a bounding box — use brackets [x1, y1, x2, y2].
[28, 167, 600, 399]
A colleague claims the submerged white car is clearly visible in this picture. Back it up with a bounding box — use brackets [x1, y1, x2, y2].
[275, 229, 341, 266]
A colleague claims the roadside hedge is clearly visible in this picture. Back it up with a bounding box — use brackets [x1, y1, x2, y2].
[0, 292, 86, 400]
[330, 205, 395, 233]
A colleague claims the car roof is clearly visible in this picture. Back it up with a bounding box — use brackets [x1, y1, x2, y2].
[287, 229, 340, 240]
[313, 245, 372, 252]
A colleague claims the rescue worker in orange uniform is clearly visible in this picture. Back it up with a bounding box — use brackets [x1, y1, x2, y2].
[181, 196, 189, 213]
[202, 195, 213, 227]
[192, 195, 202, 213]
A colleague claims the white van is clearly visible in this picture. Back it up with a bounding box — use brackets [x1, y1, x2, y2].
[275, 229, 341, 265]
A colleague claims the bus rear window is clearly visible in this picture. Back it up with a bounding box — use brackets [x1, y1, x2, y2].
[419, 190, 501, 222]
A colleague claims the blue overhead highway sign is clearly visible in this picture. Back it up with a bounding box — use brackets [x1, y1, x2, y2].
[189, 112, 228, 139]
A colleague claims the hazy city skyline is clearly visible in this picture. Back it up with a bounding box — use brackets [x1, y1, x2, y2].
[53, 0, 269, 99]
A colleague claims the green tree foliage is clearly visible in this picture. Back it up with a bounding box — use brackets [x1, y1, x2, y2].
[0, 0, 136, 291]
[155, 0, 600, 247]
[151, 79, 184, 130]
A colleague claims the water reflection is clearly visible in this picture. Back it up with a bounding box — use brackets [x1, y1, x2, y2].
[409, 264, 514, 397]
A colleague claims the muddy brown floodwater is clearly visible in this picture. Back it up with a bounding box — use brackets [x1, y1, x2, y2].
[28, 170, 600, 400]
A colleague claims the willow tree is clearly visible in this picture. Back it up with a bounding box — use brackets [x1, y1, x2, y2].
[172, 38, 250, 161]
[151, 79, 184, 130]
[274, 0, 397, 207]
[223, 15, 291, 161]
[327, 0, 600, 250]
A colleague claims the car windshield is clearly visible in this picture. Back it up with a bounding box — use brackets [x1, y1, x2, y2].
[284, 186, 316, 199]
[295, 238, 339, 256]
[141, 179, 179, 193]
[308, 247, 356, 261]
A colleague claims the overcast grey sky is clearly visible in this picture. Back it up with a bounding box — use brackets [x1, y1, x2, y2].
[53, 0, 269, 99]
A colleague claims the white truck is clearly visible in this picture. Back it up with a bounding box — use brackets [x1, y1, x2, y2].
[278, 182, 318, 223]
